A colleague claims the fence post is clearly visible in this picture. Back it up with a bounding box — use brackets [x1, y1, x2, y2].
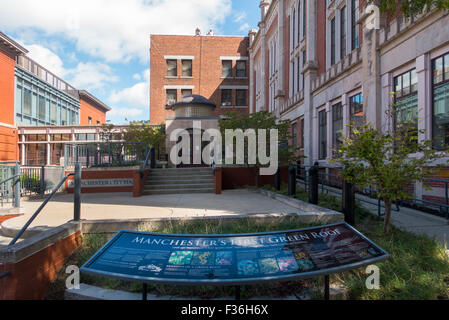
[40, 166, 45, 195]
[14, 163, 20, 208]
[274, 168, 281, 191]
[150, 147, 156, 169]
[308, 163, 319, 205]
[288, 166, 296, 196]
[74, 162, 81, 221]
[342, 178, 355, 226]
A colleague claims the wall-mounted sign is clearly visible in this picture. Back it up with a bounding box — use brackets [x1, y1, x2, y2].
[81, 223, 389, 285]
[68, 178, 133, 188]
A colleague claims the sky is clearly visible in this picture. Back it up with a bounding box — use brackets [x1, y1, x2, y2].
[0, 0, 261, 124]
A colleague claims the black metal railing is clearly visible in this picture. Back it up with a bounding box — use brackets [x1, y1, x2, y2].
[8, 163, 82, 247]
[0, 162, 20, 208]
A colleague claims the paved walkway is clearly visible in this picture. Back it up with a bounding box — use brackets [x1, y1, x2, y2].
[5, 190, 307, 230]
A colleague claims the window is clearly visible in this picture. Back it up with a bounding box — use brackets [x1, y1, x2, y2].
[292, 122, 298, 147]
[319, 110, 327, 159]
[61, 108, 67, 125]
[341, 6, 347, 59]
[88, 117, 92, 125]
[222, 60, 232, 78]
[236, 61, 246, 78]
[182, 60, 192, 77]
[221, 89, 232, 106]
[236, 90, 247, 106]
[350, 93, 363, 134]
[23, 88, 31, 115]
[432, 54, 449, 150]
[394, 70, 418, 137]
[38, 96, 46, 121]
[300, 118, 305, 148]
[331, 17, 336, 65]
[181, 89, 192, 97]
[166, 60, 177, 77]
[292, 8, 296, 48]
[50, 102, 56, 124]
[332, 102, 343, 152]
[351, 0, 359, 50]
[298, 1, 301, 41]
[166, 89, 177, 105]
[297, 56, 301, 92]
[302, 0, 306, 36]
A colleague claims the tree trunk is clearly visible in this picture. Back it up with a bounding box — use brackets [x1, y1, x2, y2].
[383, 200, 393, 234]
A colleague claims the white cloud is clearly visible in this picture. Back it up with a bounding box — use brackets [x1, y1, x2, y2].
[239, 23, 250, 32]
[133, 73, 141, 81]
[65, 62, 119, 90]
[109, 82, 148, 108]
[23, 43, 66, 78]
[234, 12, 246, 23]
[108, 107, 144, 118]
[0, 0, 232, 63]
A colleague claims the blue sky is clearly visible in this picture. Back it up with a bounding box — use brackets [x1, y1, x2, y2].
[0, 0, 261, 124]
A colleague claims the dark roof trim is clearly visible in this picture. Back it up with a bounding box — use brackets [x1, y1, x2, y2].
[78, 90, 111, 112]
[167, 94, 216, 110]
[0, 32, 28, 56]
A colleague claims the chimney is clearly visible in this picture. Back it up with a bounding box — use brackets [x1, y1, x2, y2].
[259, 0, 270, 21]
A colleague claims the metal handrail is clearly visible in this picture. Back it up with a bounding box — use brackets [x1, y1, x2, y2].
[0, 174, 21, 186]
[8, 173, 75, 246]
[140, 146, 154, 177]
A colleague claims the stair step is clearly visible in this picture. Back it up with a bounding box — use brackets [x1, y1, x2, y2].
[146, 177, 213, 184]
[144, 183, 214, 191]
[147, 174, 213, 180]
[149, 169, 213, 177]
[142, 188, 214, 195]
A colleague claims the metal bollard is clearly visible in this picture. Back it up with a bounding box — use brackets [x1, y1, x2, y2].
[74, 162, 81, 221]
[14, 163, 20, 208]
[274, 168, 281, 191]
[288, 166, 296, 196]
[342, 179, 355, 226]
[150, 147, 156, 169]
[308, 163, 319, 205]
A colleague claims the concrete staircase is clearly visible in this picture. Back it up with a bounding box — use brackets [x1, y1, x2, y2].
[143, 168, 215, 195]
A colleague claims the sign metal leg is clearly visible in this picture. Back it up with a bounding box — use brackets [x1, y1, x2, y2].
[235, 286, 241, 300]
[142, 283, 148, 301]
[324, 275, 330, 301]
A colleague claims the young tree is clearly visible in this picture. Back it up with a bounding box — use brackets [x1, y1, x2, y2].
[123, 123, 166, 157]
[219, 111, 301, 187]
[333, 109, 447, 234]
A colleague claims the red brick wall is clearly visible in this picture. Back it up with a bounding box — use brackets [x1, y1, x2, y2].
[0, 232, 82, 300]
[0, 48, 19, 161]
[66, 169, 136, 193]
[316, 0, 327, 77]
[150, 35, 250, 124]
[222, 166, 289, 189]
[79, 97, 107, 125]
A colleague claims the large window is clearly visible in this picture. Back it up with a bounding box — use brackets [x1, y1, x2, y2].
[38, 96, 46, 122]
[182, 60, 192, 77]
[300, 118, 304, 148]
[292, 122, 297, 147]
[221, 89, 232, 107]
[236, 61, 246, 78]
[166, 60, 177, 77]
[236, 89, 247, 107]
[432, 53, 449, 150]
[181, 89, 192, 97]
[332, 102, 343, 152]
[166, 89, 177, 106]
[350, 93, 363, 134]
[341, 6, 346, 59]
[351, 0, 359, 50]
[23, 88, 32, 115]
[319, 109, 327, 159]
[394, 69, 418, 136]
[222, 60, 232, 78]
[331, 17, 336, 65]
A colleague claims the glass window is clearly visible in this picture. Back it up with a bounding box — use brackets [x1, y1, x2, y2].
[39, 96, 46, 121]
[394, 69, 418, 136]
[222, 60, 232, 78]
[61, 108, 67, 125]
[341, 6, 346, 59]
[23, 88, 31, 115]
[292, 122, 297, 147]
[221, 89, 232, 106]
[433, 54, 449, 150]
[300, 118, 304, 148]
[319, 110, 327, 159]
[182, 60, 192, 77]
[350, 93, 363, 134]
[351, 0, 359, 50]
[181, 89, 192, 97]
[332, 103, 343, 151]
[166, 60, 177, 77]
[88, 117, 92, 125]
[331, 18, 336, 65]
[236, 61, 246, 77]
[166, 89, 177, 105]
[236, 90, 247, 106]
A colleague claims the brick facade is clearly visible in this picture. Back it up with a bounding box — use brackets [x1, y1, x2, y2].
[150, 35, 250, 124]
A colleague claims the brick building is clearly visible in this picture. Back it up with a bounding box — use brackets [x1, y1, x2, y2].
[248, 0, 449, 205]
[0, 31, 111, 164]
[149, 34, 250, 125]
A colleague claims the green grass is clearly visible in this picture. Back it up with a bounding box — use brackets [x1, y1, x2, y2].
[47, 186, 449, 300]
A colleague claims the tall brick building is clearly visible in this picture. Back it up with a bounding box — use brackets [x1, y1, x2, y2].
[249, 0, 449, 205]
[150, 34, 250, 125]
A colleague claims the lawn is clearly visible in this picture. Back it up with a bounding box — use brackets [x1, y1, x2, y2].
[46, 185, 449, 300]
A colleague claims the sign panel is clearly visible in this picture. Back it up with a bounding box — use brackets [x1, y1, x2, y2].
[81, 223, 389, 285]
[68, 178, 133, 188]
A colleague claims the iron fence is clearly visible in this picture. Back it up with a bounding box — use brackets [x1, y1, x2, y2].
[0, 161, 20, 208]
[64, 142, 149, 168]
[20, 166, 65, 197]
